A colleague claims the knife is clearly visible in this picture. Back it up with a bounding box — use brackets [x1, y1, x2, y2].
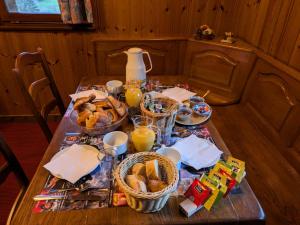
[33, 194, 106, 201]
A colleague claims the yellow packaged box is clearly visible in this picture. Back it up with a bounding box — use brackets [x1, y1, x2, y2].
[199, 174, 223, 211]
[226, 156, 245, 183]
[208, 170, 228, 196]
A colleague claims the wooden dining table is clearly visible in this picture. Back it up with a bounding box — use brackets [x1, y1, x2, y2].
[11, 75, 265, 225]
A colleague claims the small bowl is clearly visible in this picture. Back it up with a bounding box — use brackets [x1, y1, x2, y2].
[189, 96, 205, 107]
[176, 107, 192, 121]
[192, 102, 211, 117]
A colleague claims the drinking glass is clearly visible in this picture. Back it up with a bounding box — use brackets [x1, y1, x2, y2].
[131, 116, 161, 152]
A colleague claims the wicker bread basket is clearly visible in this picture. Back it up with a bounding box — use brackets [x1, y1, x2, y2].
[115, 152, 179, 213]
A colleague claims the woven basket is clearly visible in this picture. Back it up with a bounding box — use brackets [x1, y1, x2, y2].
[140, 96, 178, 145]
[115, 152, 179, 213]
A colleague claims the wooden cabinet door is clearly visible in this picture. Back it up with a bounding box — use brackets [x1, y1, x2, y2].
[184, 40, 255, 105]
[89, 39, 186, 77]
[242, 58, 300, 148]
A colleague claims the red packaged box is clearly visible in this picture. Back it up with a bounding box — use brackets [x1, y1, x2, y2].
[184, 179, 211, 207]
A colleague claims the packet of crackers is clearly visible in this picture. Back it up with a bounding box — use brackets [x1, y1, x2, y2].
[226, 156, 245, 183]
[184, 178, 211, 207]
[199, 174, 223, 211]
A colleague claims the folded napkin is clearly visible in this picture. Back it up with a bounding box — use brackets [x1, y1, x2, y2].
[161, 87, 196, 103]
[172, 135, 222, 170]
[44, 144, 104, 184]
[70, 90, 108, 101]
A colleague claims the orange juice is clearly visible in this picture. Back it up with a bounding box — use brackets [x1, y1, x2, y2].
[131, 126, 155, 152]
[125, 87, 142, 107]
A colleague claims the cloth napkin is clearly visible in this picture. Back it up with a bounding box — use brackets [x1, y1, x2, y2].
[44, 144, 104, 184]
[70, 90, 108, 101]
[172, 135, 222, 170]
[161, 87, 196, 103]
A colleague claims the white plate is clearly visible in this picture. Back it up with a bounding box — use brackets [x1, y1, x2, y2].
[176, 111, 212, 126]
[50, 145, 101, 179]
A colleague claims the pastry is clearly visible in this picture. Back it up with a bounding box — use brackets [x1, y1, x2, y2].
[73, 94, 96, 110]
[94, 110, 111, 125]
[81, 103, 96, 112]
[147, 180, 167, 192]
[85, 113, 98, 129]
[94, 100, 112, 109]
[107, 96, 121, 108]
[106, 109, 118, 123]
[146, 160, 161, 180]
[77, 109, 92, 126]
[107, 96, 126, 117]
[132, 163, 146, 177]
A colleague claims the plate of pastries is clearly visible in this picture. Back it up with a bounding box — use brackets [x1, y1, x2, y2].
[70, 94, 127, 135]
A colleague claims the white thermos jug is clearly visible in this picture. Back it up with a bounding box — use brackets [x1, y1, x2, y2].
[124, 47, 152, 82]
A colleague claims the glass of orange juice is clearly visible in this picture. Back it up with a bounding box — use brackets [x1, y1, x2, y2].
[125, 81, 142, 107]
[131, 116, 160, 152]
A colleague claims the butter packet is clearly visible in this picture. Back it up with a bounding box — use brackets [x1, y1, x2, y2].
[226, 156, 245, 183]
[199, 174, 223, 211]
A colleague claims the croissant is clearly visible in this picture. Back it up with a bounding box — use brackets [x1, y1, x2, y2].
[74, 94, 96, 110]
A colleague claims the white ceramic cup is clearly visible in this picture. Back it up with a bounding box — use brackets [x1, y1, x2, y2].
[103, 131, 128, 156]
[156, 146, 181, 170]
[106, 80, 123, 95]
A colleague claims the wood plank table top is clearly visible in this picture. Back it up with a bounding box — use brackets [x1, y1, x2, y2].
[11, 75, 265, 225]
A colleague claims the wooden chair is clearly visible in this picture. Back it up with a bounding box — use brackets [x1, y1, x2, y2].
[13, 48, 66, 143]
[0, 135, 29, 225]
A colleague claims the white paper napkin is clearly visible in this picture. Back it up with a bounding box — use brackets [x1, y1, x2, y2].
[172, 135, 222, 170]
[44, 144, 104, 184]
[70, 90, 108, 101]
[161, 87, 196, 103]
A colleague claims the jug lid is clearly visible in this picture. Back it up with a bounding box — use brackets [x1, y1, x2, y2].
[127, 47, 143, 54]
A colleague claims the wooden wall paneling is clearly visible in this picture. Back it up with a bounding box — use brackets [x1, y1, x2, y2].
[91, 39, 185, 76]
[242, 58, 300, 149]
[288, 32, 300, 71]
[258, 0, 292, 55]
[230, 0, 270, 46]
[184, 39, 255, 105]
[274, 0, 300, 64]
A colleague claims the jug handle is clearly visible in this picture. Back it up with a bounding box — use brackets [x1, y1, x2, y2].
[143, 51, 152, 73]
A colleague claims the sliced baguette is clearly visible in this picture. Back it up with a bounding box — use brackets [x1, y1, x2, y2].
[125, 174, 147, 192]
[145, 159, 161, 180]
[132, 163, 146, 177]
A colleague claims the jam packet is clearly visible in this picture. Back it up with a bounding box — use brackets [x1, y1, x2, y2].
[184, 178, 211, 207]
[199, 174, 223, 211]
[226, 156, 245, 183]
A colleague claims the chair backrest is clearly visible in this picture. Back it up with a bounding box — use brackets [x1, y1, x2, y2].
[0, 135, 29, 225]
[13, 48, 66, 142]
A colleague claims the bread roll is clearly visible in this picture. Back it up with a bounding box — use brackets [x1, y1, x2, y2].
[146, 160, 161, 180]
[107, 96, 126, 117]
[106, 109, 118, 123]
[77, 109, 92, 126]
[73, 94, 96, 110]
[125, 175, 147, 192]
[148, 180, 167, 192]
[82, 103, 96, 112]
[132, 163, 146, 176]
[85, 114, 98, 129]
